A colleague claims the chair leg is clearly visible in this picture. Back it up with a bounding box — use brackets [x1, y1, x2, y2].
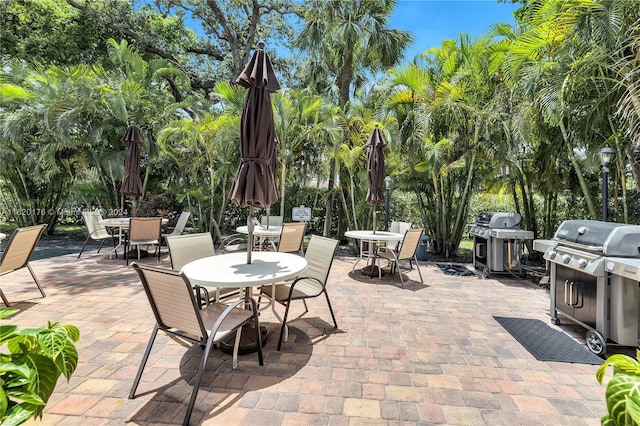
[97, 239, 106, 254]
[396, 259, 405, 288]
[277, 301, 292, 351]
[249, 297, 264, 366]
[324, 290, 338, 328]
[0, 287, 10, 307]
[413, 255, 424, 283]
[27, 264, 46, 298]
[112, 235, 118, 258]
[129, 324, 159, 399]
[77, 235, 91, 259]
[125, 239, 130, 265]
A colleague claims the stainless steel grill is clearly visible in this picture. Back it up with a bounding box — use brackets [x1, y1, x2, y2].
[535, 220, 640, 355]
[468, 212, 534, 278]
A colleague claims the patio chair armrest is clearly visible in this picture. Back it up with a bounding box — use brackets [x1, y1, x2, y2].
[223, 234, 247, 245]
[193, 285, 211, 307]
[207, 297, 259, 339]
[89, 228, 114, 237]
[287, 276, 325, 298]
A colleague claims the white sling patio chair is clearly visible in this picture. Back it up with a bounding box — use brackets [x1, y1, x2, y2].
[166, 232, 241, 304]
[261, 235, 339, 351]
[376, 228, 424, 287]
[161, 211, 192, 241]
[125, 217, 162, 265]
[78, 210, 116, 258]
[388, 221, 412, 251]
[276, 222, 307, 255]
[129, 263, 263, 426]
[0, 224, 47, 306]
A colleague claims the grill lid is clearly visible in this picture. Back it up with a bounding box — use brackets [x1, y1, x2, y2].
[475, 212, 521, 229]
[553, 220, 640, 257]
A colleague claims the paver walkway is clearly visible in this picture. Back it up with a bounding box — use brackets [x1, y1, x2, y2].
[1, 247, 609, 425]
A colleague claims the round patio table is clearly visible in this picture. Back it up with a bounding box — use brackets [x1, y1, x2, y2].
[345, 230, 403, 278]
[236, 224, 282, 251]
[182, 251, 308, 354]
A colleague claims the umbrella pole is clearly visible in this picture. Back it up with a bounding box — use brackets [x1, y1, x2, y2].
[247, 206, 254, 264]
[266, 208, 270, 229]
[373, 209, 377, 234]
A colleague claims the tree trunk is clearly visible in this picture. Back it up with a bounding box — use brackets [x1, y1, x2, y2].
[323, 159, 336, 237]
[559, 119, 597, 219]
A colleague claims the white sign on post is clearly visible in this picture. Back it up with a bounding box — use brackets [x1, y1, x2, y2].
[292, 206, 311, 222]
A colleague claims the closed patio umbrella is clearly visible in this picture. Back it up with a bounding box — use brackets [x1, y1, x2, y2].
[229, 41, 280, 264]
[120, 123, 144, 197]
[365, 124, 387, 233]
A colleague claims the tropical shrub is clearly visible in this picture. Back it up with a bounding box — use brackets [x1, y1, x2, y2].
[131, 190, 180, 226]
[596, 350, 640, 425]
[0, 307, 80, 425]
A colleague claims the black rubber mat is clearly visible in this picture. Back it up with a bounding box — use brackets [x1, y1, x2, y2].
[437, 264, 476, 276]
[494, 316, 603, 365]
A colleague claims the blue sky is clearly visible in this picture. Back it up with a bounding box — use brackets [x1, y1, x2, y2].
[391, 0, 520, 60]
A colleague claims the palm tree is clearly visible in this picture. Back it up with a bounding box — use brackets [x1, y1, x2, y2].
[1, 62, 107, 230]
[297, 0, 413, 236]
[270, 89, 337, 218]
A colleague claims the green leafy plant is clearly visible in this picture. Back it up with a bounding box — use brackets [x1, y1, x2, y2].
[0, 307, 80, 426]
[596, 350, 640, 426]
[132, 190, 180, 226]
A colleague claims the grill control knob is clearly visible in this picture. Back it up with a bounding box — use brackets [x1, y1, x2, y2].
[562, 254, 571, 263]
[547, 250, 557, 259]
[606, 261, 615, 271]
[578, 258, 588, 268]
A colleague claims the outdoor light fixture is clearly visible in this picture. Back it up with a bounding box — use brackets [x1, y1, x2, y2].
[599, 147, 615, 222]
[384, 176, 392, 231]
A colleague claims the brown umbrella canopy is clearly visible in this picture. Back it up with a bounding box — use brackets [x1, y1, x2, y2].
[229, 42, 281, 208]
[365, 125, 387, 206]
[120, 123, 144, 197]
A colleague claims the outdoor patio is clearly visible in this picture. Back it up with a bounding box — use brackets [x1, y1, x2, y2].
[4, 248, 608, 425]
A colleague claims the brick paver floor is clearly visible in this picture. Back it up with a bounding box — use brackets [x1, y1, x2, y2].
[1, 246, 610, 425]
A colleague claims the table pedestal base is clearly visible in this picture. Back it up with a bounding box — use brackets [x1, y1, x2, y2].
[126, 249, 149, 259]
[360, 265, 385, 277]
[220, 325, 268, 355]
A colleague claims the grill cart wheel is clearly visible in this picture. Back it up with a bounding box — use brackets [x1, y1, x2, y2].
[482, 267, 489, 279]
[585, 330, 606, 356]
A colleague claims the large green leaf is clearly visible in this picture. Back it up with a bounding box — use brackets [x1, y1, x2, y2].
[3, 390, 44, 406]
[0, 308, 19, 320]
[38, 325, 68, 359]
[0, 361, 33, 380]
[0, 326, 19, 346]
[597, 353, 640, 384]
[64, 325, 80, 343]
[2, 402, 38, 426]
[0, 385, 7, 417]
[605, 373, 640, 425]
[26, 354, 59, 406]
[56, 341, 79, 381]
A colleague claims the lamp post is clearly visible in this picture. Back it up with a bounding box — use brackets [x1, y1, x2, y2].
[599, 147, 615, 222]
[384, 176, 392, 231]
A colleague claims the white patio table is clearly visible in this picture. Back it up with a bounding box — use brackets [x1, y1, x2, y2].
[236, 224, 282, 251]
[182, 251, 307, 353]
[345, 230, 403, 278]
